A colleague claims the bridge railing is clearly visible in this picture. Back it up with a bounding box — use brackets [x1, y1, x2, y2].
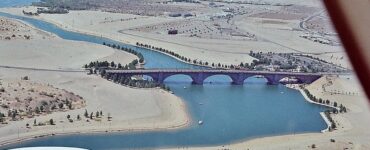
[104, 69, 346, 76]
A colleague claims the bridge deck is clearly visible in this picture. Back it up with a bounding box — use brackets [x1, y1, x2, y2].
[102, 69, 349, 85]
[105, 69, 338, 76]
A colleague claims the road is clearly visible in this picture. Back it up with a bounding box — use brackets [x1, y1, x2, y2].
[0, 65, 85, 73]
[299, 10, 325, 32]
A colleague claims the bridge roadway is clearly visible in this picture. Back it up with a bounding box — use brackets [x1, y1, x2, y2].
[105, 69, 332, 85]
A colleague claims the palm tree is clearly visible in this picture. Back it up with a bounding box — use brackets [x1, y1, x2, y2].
[110, 61, 116, 68]
[96, 111, 100, 118]
[49, 119, 54, 125]
[35, 107, 40, 114]
[84, 109, 88, 118]
[0, 113, 3, 123]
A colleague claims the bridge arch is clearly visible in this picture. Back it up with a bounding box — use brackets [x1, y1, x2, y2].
[244, 75, 269, 84]
[264, 74, 288, 85]
[203, 74, 233, 84]
[243, 74, 287, 85]
[104, 70, 323, 85]
[163, 74, 194, 83]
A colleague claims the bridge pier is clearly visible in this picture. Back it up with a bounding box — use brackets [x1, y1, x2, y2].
[104, 70, 324, 86]
[149, 72, 165, 84]
[265, 74, 285, 85]
[230, 74, 251, 85]
[296, 75, 322, 84]
[191, 72, 205, 85]
[267, 80, 280, 85]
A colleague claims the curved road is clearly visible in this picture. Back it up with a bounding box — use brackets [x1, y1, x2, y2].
[299, 10, 325, 32]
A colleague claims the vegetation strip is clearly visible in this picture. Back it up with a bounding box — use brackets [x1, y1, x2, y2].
[83, 42, 171, 91]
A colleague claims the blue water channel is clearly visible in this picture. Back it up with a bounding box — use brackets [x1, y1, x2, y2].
[0, 2, 328, 149]
[0, 0, 38, 7]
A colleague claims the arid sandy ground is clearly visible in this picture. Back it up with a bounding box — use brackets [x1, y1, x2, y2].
[0, 0, 348, 68]
[0, 7, 270, 66]
[0, 16, 188, 146]
[0, 16, 136, 70]
[0, 0, 368, 149]
[0, 79, 85, 118]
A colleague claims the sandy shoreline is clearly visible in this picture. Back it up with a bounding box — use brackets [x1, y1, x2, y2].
[0, 6, 350, 68]
[1, 6, 370, 150]
[174, 76, 369, 150]
[0, 15, 191, 148]
[286, 84, 334, 133]
[0, 7, 259, 65]
[0, 98, 191, 148]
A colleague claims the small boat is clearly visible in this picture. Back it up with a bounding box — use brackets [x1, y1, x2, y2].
[183, 86, 187, 89]
[198, 120, 203, 125]
[199, 103, 203, 105]
[280, 92, 284, 94]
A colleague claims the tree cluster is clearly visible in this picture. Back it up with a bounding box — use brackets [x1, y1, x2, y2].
[100, 72, 171, 91]
[136, 42, 251, 70]
[85, 60, 137, 71]
[324, 110, 336, 130]
[84, 109, 109, 121]
[136, 42, 214, 67]
[0, 112, 5, 123]
[303, 88, 350, 131]
[304, 89, 347, 110]
[104, 42, 144, 63]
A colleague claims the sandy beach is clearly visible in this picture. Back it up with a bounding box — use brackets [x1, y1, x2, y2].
[0, 16, 189, 146]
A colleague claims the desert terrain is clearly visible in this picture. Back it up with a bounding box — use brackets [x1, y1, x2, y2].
[0, 0, 349, 69]
[0, 16, 188, 146]
[0, 0, 369, 149]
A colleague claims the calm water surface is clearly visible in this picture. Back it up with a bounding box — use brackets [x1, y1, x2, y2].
[0, 0, 38, 7]
[0, 3, 328, 149]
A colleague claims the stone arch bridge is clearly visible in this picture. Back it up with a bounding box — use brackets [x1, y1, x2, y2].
[105, 69, 330, 85]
